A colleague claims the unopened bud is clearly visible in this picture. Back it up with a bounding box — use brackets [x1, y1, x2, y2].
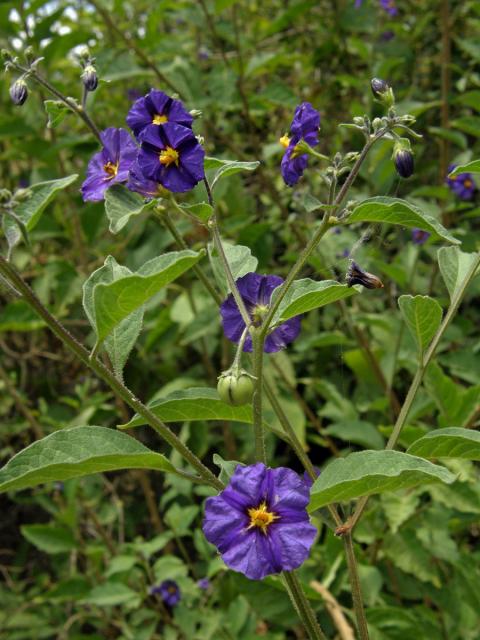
[393, 139, 414, 178]
[81, 65, 98, 91]
[78, 46, 90, 61]
[0, 189, 12, 203]
[189, 109, 202, 119]
[24, 46, 35, 64]
[10, 79, 28, 106]
[370, 77, 395, 108]
[1, 49, 13, 62]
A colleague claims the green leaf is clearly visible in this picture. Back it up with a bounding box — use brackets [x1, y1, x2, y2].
[0, 426, 176, 494]
[21, 524, 76, 554]
[92, 249, 204, 345]
[398, 295, 442, 356]
[424, 362, 480, 427]
[407, 427, 480, 460]
[81, 582, 140, 607]
[213, 453, 243, 484]
[451, 116, 480, 137]
[323, 420, 385, 450]
[438, 246, 480, 300]
[104, 184, 156, 234]
[14, 175, 78, 231]
[271, 278, 359, 323]
[44, 100, 70, 128]
[179, 202, 213, 222]
[83, 256, 144, 377]
[208, 242, 258, 294]
[309, 450, 455, 511]
[119, 388, 253, 429]
[448, 159, 480, 175]
[205, 157, 260, 189]
[347, 197, 460, 244]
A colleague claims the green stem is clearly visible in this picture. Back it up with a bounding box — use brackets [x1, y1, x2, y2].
[252, 330, 266, 464]
[158, 209, 223, 306]
[261, 132, 384, 336]
[283, 572, 328, 640]
[0, 256, 223, 491]
[343, 533, 370, 640]
[14, 63, 101, 141]
[348, 251, 480, 530]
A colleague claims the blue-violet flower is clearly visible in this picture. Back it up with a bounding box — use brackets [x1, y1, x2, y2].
[127, 89, 193, 138]
[203, 463, 316, 580]
[220, 273, 301, 353]
[136, 123, 205, 193]
[149, 579, 181, 606]
[411, 229, 430, 245]
[281, 102, 320, 187]
[446, 165, 476, 201]
[81, 127, 137, 202]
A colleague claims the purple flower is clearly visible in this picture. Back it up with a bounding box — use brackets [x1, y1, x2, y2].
[380, 0, 398, 15]
[446, 165, 476, 201]
[197, 577, 211, 590]
[81, 128, 138, 202]
[203, 463, 316, 580]
[127, 89, 193, 138]
[136, 123, 205, 193]
[281, 102, 320, 187]
[220, 273, 302, 353]
[149, 580, 181, 606]
[127, 161, 169, 199]
[411, 229, 430, 245]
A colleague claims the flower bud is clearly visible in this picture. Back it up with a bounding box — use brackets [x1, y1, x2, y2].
[189, 109, 202, 119]
[24, 46, 35, 64]
[10, 79, 28, 106]
[217, 369, 254, 406]
[1, 49, 13, 62]
[393, 139, 414, 178]
[370, 77, 395, 108]
[81, 65, 98, 92]
[78, 46, 90, 62]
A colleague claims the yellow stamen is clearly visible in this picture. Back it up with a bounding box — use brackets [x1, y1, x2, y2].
[103, 161, 118, 179]
[247, 501, 279, 535]
[159, 146, 179, 167]
[464, 179, 473, 188]
[279, 134, 291, 149]
[152, 113, 168, 125]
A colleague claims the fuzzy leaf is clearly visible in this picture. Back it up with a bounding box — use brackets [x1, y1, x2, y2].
[398, 295, 442, 356]
[309, 450, 455, 510]
[104, 184, 156, 234]
[21, 524, 76, 554]
[347, 197, 460, 244]
[205, 157, 260, 188]
[271, 279, 359, 323]
[92, 249, 204, 346]
[0, 426, 176, 493]
[15, 174, 78, 231]
[119, 387, 253, 429]
[407, 427, 480, 460]
[83, 256, 143, 377]
[438, 246, 480, 301]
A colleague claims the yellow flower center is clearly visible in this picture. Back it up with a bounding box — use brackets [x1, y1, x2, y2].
[464, 179, 473, 188]
[159, 146, 179, 167]
[168, 585, 177, 594]
[103, 161, 119, 179]
[279, 134, 291, 149]
[247, 501, 279, 535]
[152, 113, 168, 125]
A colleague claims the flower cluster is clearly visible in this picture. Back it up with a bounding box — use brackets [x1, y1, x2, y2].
[220, 272, 302, 353]
[280, 102, 320, 186]
[81, 89, 205, 201]
[355, 0, 398, 15]
[446, 165, 476, 201]
[203, 463, 316, 580]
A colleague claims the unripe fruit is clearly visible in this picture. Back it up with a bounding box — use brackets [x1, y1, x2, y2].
[217, 370, 254, 406]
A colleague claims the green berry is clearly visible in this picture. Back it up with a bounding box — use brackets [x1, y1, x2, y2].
[217, 371, 254, 406]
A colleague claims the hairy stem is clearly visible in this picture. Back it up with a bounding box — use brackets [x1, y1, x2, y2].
[252, 331, 266, 464]
[283, 571, 328, 640]
[0, 256, 223, 491]
[343, 533, 370, 640]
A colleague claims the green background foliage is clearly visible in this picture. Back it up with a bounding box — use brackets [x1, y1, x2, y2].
[1, 1, 480, 639]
